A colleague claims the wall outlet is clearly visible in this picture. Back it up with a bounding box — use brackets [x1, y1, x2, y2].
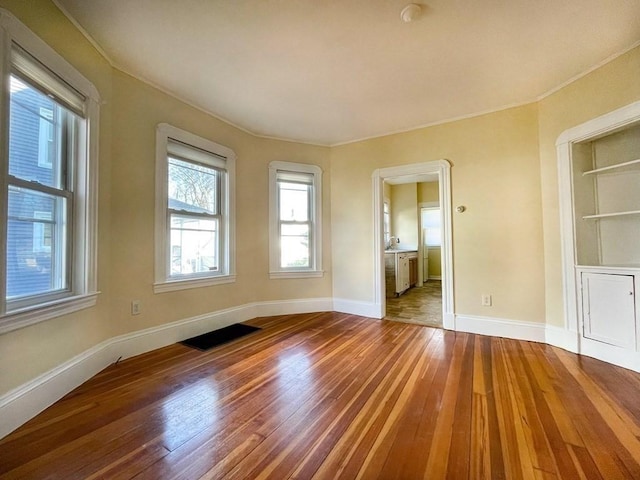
[481, 294, 492, 306]
[131, 300, 141, 315]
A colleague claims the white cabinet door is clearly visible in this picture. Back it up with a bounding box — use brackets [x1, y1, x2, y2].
[582, 273, 636, 349]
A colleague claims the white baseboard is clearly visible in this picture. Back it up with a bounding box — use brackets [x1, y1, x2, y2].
[255, 298, 333, 317]
[545, 325, 579, 353]
[453, 316, 640, 373]
[0, 338, 116, 440]
[442, 312, 455, 330]
[455, 314, 546, 343]
[1, 297, 632, 440]
[0, 297, 331, 439]
[579, 337, 640, 372]
[333, 298, 382, 319]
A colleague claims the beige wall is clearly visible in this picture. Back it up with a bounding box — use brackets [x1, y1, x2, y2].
[331, 104, 545, 322]
[537, 45, 640, 327]
[389, 183, 418, 249]
[418, 181, 439, 204]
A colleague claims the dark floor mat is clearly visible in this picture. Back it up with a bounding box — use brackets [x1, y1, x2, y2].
[181, 323, 261, 351]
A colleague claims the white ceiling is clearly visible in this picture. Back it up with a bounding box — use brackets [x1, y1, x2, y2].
[54, 0, 640, 146]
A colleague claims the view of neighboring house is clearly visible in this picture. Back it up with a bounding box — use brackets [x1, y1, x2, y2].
[7, 76, 65, 298]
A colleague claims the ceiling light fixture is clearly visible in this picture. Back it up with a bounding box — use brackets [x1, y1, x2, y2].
[400, 3, 422, 23]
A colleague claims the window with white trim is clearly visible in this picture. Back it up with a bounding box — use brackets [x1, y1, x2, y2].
[421, 207, 442, 246]
[0, 11, 100, 333]
[269, 161, 322, 278]
[383, 200, 391, 247]
[154, 124, 236, 292]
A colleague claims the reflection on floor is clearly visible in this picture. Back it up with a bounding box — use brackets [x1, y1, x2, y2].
[385, 280, 442, 327]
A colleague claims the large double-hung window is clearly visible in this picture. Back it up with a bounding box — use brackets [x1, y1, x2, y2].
[155, 124, 236, 292]
[269, 161, 323, 278]
[0, 12, 100, 333]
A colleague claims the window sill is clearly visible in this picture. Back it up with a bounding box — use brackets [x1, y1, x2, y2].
[0, 292, 100, 335]
[269, 270, 324, 279]
[153, 274, 236, 293]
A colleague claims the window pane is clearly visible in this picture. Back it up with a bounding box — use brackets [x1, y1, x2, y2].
[7, 186, 67, 298]
[279, 182, 309, 221]
[421, 208, 441, 246]
[170, 214, 218, 275]
[168, 157, 219, 214]
[280, 223, 309, 268]
[383, 202, 391, 245]
[9, 75, 67, 189]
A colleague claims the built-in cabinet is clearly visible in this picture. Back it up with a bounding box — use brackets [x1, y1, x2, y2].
[566, 116, 640, 366]
[580, 269, 637, 349]
[385, 251, 417, 297]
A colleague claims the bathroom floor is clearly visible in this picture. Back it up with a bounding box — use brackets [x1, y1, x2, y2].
[385, 280, 442, 327]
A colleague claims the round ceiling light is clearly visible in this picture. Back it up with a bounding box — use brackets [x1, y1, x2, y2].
[400, 3, 422, 23]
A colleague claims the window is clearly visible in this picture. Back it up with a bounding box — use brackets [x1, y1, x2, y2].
[0, 12, 100, 333]
[383, 200, 391, 247]
[155, 124, 236, 292]
[421, 207, 442, 246]
[269, 161, 322, 278]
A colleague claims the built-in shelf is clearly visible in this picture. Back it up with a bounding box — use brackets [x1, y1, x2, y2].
[582, 210, 640, 220]
[583, 158, 640, 176]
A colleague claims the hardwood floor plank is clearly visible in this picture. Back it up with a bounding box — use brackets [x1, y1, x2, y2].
[517, 342, 582, 479]
[224, 324, 424, 480]
[442, 332, 474, 479]
[553, 349, 640, 476]
[346, 328, 435, 480]
[493, 338, 537, 479]
[291, 328, 437, 480]
[421, 333, 470, 479]
[353, 330, 459, 479]
[501, 339, 557, 475]
[541, 346, 635, 478]
[136, 315, 383, 479]
[308, 330, 445, 479]
[2, 313, 640, 479]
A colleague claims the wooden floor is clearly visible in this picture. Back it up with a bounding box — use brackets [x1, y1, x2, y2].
[3, 312, 640, 479]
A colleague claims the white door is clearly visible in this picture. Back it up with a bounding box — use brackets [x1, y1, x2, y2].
[582, 273, 636, 349]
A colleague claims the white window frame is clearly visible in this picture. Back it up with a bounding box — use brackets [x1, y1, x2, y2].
[421, 205, 442, 247]
[268, 161, 323, 279]
[0, 10, 100, 334]
[154, 123, 236, 293]
[32, 211, 52, 253]
[383, 198, 391, 248]
[37, 106, 54, 169]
